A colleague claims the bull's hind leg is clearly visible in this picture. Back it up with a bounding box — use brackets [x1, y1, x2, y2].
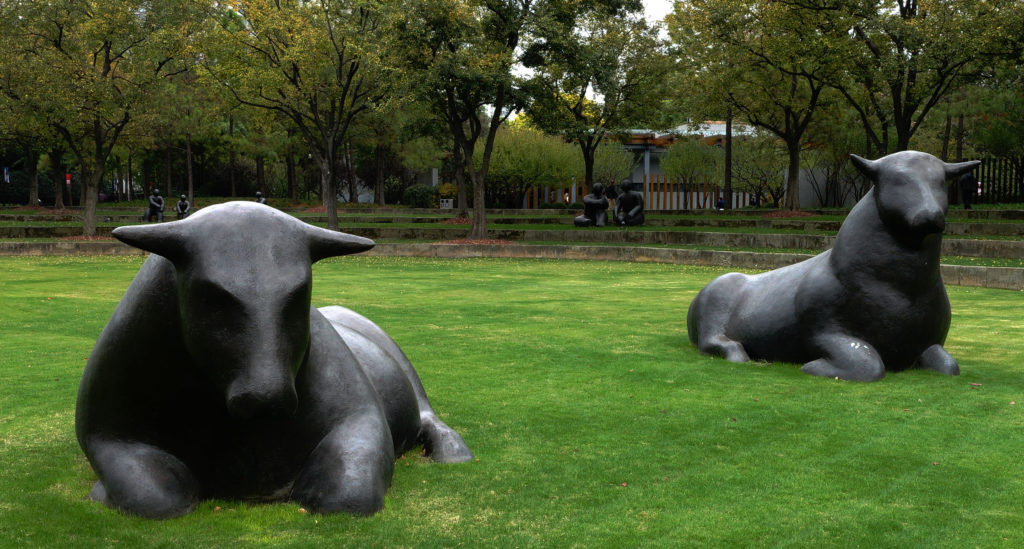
[801, 333, 885, 382]
[687, 273, 751, 363]
[914, 344, 960, 376]
[85, 439, 199, 519]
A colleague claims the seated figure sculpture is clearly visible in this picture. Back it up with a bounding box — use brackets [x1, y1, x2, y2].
[613, 181, 644, 226]
[687, 151, 979, 382]
[573, 182, 609, 227]
[76, 202, 473, 519]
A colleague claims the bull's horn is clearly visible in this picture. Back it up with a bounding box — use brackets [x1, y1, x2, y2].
[944, 159, 981, 179]
[850, 154, 879, 179]
[112, 223, 189, 263]
[307, 226, 375, 262]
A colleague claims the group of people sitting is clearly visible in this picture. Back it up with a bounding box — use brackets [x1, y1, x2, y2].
[573, 181, 645, 228]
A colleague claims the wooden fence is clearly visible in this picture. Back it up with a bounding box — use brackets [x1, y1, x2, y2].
[523, 175, 754, 210]
[973, 156, 1023, 205]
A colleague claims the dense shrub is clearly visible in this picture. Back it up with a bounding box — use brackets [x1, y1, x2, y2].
[402, 184, 438, 208]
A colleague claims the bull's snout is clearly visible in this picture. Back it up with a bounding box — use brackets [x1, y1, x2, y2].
[225, 367, 298, 420]
[908, 207, 945, 234]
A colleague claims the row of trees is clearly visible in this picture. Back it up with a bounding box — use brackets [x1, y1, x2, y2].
[1, 1, 1022, 236]
[0, 0, 666, 237]
[669, 0, 1024, 210]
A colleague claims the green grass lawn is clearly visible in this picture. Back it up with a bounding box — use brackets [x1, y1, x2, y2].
[1, 256, 1023, 547]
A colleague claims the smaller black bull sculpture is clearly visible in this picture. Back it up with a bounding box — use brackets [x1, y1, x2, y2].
[687, 151, 980, 381]
[76, 202, 473, 519]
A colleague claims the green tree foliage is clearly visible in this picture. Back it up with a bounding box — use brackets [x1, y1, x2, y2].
[475, 125, 580, 207]
[669, 0, 840, 210]
[525, 6, 667, 187]
[2, 0, 200, 234]
[660, 138, 723, 187]
[206, 0, 400, 230]
[591, 143, 636, 187]
[833, 0, 1022, 154]
[731, 137, 787, 207]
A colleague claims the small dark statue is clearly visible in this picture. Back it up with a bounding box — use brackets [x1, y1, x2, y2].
[573, 182, 609, 227]
[145, 189, 164, 222]
[614, 181, 644, 226]
[687, 151, 979, 382]
[76, 202, 473, 519]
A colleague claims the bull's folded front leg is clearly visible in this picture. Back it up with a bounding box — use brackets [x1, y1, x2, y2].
[86, 439, 200, 519]
[291, 410, 395, 515]
[801, 333, 886, 382]
[914, 344, 960, 376]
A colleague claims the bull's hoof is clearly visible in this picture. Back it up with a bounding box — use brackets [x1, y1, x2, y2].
[421, 415, 474, 463]
[916, 344, 960, 376]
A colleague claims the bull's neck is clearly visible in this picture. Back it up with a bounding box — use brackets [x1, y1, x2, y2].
[830, 190, 944, 291]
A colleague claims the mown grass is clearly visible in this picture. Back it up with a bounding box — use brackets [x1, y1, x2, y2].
[1, 256, 1023, 547]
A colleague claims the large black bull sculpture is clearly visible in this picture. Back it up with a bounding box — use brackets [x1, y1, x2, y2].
[687, 151, 980, 382]
[76, 202, 473, 518]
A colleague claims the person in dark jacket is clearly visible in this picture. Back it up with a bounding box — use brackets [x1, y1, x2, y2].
[959, 172, 978, 209]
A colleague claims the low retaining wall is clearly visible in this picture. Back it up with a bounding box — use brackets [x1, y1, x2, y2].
[4, 240, 1019, 291]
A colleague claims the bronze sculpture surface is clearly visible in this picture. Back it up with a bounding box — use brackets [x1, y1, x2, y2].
[76, 201, 472, 518]
[687, 151, 979, 381]
[574, 183, 609, 227]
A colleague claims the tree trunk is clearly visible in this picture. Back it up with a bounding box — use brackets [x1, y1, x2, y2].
[229, 117, 237, 197]
[51, 149, 65, 209]
[319, 158, 339, 231]
[581, 140, 596, 188]
[375, 143, 386, 206]
[286, 144, 297, 203]
[955, 115, 965, 162]
[724, 113, 733, 209]
[82, 166, 101, 236]
[345, 143, 358, 205]
[127, 153, 134, 201]
[186, 133, 195, 204]
[24, 146, 39, 207]
[164, 147, 173, 195]
[470, 170, 487, 239]
[453, 143, 468, 217]
[256, 156, 266, 196]
[940, 114, 951, 161]
[784, 139, 801, 211]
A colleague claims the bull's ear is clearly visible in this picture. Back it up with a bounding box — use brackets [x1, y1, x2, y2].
[944, 159, 981, 179]
[307, 226, 375, 262]
[850, 154, 879, 179]
[112, 223, 189, 264]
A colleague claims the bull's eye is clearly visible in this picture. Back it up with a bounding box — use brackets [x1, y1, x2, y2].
[282, 283, 312, 322]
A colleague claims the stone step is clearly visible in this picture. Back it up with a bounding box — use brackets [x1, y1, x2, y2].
[2, 240, 1020, 291]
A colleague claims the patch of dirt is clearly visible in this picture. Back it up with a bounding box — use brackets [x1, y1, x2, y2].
[304, 206, 328, 213]
[761, 210, 816, 218]
[441, 216, 472, 224]
[433, 239, 518, 245]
